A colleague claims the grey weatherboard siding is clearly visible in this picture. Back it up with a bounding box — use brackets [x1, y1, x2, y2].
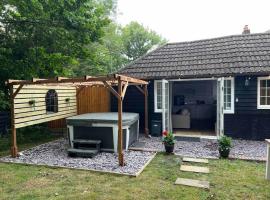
[225, 75, 270, 140]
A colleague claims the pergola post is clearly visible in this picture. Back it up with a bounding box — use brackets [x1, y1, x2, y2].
[118, 78, 124, 166]
[144, 85, 149, 137]
[10, 85, 18, 157]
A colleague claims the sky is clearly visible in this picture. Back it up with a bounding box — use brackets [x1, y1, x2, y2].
[116, 0, 270, 42]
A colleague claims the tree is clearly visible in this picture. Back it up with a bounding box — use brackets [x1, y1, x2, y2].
[0, 0, 115, 110]
[0, 0, 113, 82]
[76, 21, 167, 75]
[121, 21, 167, 61]
[74, 23, 127, 76]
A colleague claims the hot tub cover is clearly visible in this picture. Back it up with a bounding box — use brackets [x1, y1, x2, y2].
[66, 112, 139, 127]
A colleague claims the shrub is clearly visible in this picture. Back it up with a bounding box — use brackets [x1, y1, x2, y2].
[218, 135, 232, 158]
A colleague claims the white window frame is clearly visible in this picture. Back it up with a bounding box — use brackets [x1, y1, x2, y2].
[154, 80, 162, 113]
[223, 77, 235, 114]
[257, 76, 270, 109]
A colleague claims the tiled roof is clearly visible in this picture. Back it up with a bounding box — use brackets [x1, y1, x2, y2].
[119, 33, 270, 79]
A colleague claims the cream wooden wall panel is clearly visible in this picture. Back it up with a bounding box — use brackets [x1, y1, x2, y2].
[15, 92, 76, 99]
[14, 102, 77, 114]
[15, 112, 76, 128]
[14, 96, 76, 104]
[15, 109, 76, 124]
[15, 106, 77, 119]
[14, 100, 76, 109]
[13, 85, 75, 90]
[18, 89, 76, 94]
[13, 84, 77, 129]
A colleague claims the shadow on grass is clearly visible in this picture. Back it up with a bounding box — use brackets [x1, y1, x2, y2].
[0, 125, 62, 157]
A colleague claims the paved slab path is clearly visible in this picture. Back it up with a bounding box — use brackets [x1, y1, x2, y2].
[180, 165, 209, 173]
[182, 157, 209, 164]
[175, 178, 209, 189]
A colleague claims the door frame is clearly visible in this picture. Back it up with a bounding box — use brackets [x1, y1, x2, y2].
[168, 77, 220, 136]
[161, 79, 169, 132]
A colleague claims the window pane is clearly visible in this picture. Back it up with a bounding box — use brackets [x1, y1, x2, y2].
[267, 80, 270, 87]
[227, 95, 231, 102]
[156, 81, 162, 110]
[261, 80, 267, 87]
[267, 97, 270, 105]
[260, 97, 266, 105]
[267, 88, 270, 96]
[261, 88, 267, 96]
[227, 87, 231, 94]
[224, 79, 233, 111]
[226, 102, 231, 109]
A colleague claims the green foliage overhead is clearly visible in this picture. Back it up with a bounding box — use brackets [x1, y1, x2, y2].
[77, 21, 167, 75]
[0, 0, 112, 83]
[0, 1, 167, 111]
[122, 21, 167, 61]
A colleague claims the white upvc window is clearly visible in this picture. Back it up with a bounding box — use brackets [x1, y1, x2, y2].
[257, 77, 270, 109]
[154, 80, 162, 112]
[223, 77, 235, 114]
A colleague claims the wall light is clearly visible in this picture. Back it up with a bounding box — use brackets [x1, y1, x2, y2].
[245, 77, 251, 86]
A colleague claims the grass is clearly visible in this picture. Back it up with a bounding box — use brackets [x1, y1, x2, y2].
[0, 126, 61, 157]
[0, 151, 269, 200]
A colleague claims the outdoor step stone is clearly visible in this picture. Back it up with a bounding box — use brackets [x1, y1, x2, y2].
[175, 178, 210, 189]
[182, 157, 209, 164]
[180, 165, 209, 173]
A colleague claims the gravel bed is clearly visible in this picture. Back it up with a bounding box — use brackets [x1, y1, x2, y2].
[132, 136, 267, 161]
[0, 139, 155, 176]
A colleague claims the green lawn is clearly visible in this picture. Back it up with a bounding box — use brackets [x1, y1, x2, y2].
[0, 126, 61, 157]
[0, 152, 269, 200]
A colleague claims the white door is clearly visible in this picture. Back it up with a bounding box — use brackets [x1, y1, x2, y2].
[162, 79, 170, 132]
[216, 78, 224, 136]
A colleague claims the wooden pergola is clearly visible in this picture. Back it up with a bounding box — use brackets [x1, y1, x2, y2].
[6, 74, 149, 166]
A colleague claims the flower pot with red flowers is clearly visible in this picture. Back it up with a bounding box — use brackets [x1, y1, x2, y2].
[162, 130, 176, 154]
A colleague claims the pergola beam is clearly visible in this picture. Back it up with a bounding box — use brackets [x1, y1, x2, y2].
[121, 82, 129, 99]
[103, 81, 121, 100]
[6, 74, 148, 86]
[12, 84, 24, 99]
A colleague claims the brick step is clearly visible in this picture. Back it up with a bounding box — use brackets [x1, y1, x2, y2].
[67, 148, 98, 158]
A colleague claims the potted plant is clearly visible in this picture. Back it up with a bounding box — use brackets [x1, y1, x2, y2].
[162, 130, 176, 154]
[218, 135, 232, 158]
[28, 99, 36, 110]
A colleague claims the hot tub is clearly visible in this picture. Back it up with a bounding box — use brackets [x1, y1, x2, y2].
[66, 112, 139, 152]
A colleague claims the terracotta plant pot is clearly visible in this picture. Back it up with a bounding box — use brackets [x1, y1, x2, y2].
[164, 143, 174, 153]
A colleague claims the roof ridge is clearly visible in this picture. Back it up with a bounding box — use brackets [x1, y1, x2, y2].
[166, 32, 270, 45]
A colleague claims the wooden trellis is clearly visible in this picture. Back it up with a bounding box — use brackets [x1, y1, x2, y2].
[6, 74, 149, 166]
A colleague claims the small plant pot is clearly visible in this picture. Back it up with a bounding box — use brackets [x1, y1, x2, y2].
[164, 143, 174, 154]
[219, 148, 230, 158]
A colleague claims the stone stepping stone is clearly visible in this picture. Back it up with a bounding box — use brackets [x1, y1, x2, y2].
[183, 157, 209, 164]
[175, 178, 210, 189]
[180, 165, 209, 173]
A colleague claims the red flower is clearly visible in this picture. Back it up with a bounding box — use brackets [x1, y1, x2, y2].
[163, 130, 168, 136]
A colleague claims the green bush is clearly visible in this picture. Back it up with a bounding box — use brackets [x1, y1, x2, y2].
[0, 91, 9, 111]
[218, 135, 232, 158]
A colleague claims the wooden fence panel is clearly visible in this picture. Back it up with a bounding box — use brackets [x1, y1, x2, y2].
[48, 86, 110, 129]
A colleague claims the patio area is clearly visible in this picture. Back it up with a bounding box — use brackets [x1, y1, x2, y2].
[0, 139, 156, 176]
[130, 135, 267, 161]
